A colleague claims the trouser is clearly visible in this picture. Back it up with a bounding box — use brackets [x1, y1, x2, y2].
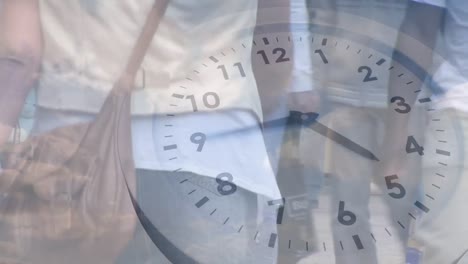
[299, 104, 425, 263]
[272, 112, 323, 264]
[31, 108, 278, 264]
[412, 109, 468, 264]
[117, 169, 277, 264]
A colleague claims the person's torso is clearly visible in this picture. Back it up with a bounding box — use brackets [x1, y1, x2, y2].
[310, 0, 407, 108]
[37, 0, 262, 118]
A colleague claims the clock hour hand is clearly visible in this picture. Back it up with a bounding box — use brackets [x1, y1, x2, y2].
[291, 111, 380, 162]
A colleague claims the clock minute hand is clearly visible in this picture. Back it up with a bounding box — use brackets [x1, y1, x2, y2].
[209, 111, 379, 162]
[307, 121, 380, 162]
[292, 112, 380, 162]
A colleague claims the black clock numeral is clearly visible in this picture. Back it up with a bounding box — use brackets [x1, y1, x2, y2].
[257, 48, 290, 64]
[186, 95, 198, 112]
[314, 49, 329, 64]
[385, 175, 406, 199]
[190, 132, 206, 152]
[234, 62, 246, 77]
[338, 201, 357, 226]
[273, 48, 290, 63]
[186, 92, 220, 112]
[390, 96, 412, 114]
[358, 66, 378, 82]
[216, 173, 237, 196]
[203, 92, 220, 109]
[257, 50, 270, 64]
[217, 62, 246, 80]
[217, 65, 229, 80]
[268, 198, 286, 225]
[406, 136, 424, 155]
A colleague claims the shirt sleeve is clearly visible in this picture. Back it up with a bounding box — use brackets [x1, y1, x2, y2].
[411, 0, 446, 8]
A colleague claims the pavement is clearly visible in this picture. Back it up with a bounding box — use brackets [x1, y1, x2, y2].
[298, 181, 406, 263]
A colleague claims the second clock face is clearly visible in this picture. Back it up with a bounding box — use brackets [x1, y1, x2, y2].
[149, 23, 460, 263]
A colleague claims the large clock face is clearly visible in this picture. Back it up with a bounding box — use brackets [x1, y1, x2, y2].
[149, 19, 460, 264]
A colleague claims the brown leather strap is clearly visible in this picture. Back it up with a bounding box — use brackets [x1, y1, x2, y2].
[121, 0, 170, 87]
[116, 2, 198, 262]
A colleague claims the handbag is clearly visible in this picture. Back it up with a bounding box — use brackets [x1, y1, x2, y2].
[0, 1, 169, 263]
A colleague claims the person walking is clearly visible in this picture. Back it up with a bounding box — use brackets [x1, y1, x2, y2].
[0, 0, 288, 263]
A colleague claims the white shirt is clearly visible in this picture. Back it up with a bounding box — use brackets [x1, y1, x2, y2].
[37, 0, 263, 117]
[34, 0, 281, 200]
[412, 0, 468, 112]
[133, 111, 280, 199]
[411, 0, 445, 6]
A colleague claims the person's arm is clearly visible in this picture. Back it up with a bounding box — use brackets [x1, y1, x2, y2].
[382, 1, 444, 168]
[0, 0, 42, 146]
[389, 1, 444, 105]
[388, 1, 444, 131]
[253, 0, 293, 118]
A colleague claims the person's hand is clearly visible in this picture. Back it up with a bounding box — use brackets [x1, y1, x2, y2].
[0, 126, 137, 264]
[287, 90, 320, 113]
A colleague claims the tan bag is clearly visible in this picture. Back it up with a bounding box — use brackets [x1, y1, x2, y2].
[0, 1, 168, 263]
